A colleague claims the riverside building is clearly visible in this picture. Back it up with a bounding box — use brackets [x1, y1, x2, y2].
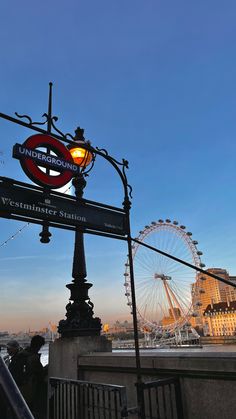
[191, 268, 236, 334]
[203, 301, 236, 336]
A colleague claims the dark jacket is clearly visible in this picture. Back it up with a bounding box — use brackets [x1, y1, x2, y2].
[20, 347, 47, 419]
[8, 350, 28, 387]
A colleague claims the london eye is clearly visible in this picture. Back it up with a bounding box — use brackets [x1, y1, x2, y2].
[124, 220, 204, 337]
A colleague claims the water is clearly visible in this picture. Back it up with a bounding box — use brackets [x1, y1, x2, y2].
[0, 343, 49, 366]
[38, 343, 236, 361]
[40, 343, 49, 366]
[113, 344, 236, 355]
[2, 343, 236, 368]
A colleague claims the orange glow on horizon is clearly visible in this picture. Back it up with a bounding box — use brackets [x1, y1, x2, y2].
[103, 323, 109, 333]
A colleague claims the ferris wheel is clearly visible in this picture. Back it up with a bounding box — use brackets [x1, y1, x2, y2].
[124, 220, 205, 335]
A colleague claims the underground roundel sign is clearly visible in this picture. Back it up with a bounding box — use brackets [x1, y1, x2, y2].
[13, 134, 80, 189]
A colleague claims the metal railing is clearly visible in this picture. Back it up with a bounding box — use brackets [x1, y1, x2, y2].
[49, 376, 184, 419]
[49, 377, 129, 419]
[0, 356, 34, 419]
[137, 377, 184, 419]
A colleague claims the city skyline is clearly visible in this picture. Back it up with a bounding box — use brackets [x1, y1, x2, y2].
[1, 1, 236, 332]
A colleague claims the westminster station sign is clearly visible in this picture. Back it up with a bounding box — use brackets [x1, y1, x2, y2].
[0, 177, 127, 236]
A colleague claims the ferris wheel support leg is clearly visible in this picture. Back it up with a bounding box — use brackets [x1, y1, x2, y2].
[163, 280, 177, 321]
[167, 284, 184, 315]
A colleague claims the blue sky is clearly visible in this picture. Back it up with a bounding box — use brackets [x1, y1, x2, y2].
[1, 1, 236, 332]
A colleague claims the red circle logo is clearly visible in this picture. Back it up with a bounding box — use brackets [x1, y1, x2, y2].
[20, 134, 75, 189]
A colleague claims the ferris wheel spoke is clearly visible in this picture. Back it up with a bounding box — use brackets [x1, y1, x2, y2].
[168, 232, 187, 258]
[138, 283, 157, 316]
[159, 249, 187, 274]
[136, 250, 161, 274]
[165, 261, 192, 276]
[158, 230, 171, 272]
[135, 252, 156, 273]
[161, 232, 181, 271]
[162, 230, 180, 271]
[140, 240, 158, 269]
[149, 230, 167, 273]
[136, 279, 156, 293]
[169, 282, 192, 313]
[160, 244, 193, 272]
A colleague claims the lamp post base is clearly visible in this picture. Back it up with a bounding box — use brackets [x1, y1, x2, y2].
[58, 317, 102, 338]
[49, 335, 112, 380]
[58, 281, 102, 338]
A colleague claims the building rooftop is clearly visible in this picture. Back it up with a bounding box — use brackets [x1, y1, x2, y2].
[204, 301, 236, 315]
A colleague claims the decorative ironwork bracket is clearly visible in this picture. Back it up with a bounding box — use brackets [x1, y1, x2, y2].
[0, 82, 132, 202]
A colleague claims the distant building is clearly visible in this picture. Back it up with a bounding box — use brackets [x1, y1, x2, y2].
[203, 301, 236, 336]
[161, 308, 181, 326]
[192, 268, 236, 332]
[103, 320, 134, 335]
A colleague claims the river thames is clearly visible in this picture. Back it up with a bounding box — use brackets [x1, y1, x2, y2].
[2, 343, 236, 367]
[1, 343, 236, 368]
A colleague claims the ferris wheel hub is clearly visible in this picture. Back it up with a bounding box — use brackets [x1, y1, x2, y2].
[154, 273, 172, 281]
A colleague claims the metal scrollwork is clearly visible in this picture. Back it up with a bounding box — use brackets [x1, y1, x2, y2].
[94, 146, 133, 201]
[96, 147, 109, 156]
[14, 113, 33, 125]
[3, 83, 133, 205]
[50, 115, 67, 138]
[15, 112, 49, 127]
[64, 133, 75, 141]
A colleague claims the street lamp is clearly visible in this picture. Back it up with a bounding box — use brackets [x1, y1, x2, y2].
[58, 127, 101, 338]
[69, 141, 93, 168]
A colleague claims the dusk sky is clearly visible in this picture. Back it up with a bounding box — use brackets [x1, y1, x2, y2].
[1, 1, 236, 332]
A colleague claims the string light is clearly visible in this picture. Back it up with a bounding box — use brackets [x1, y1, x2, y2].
[1, 223, 30, 248]
[62, 184, 72, 194]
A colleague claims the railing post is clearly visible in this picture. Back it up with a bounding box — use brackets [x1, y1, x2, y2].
[175, 378, 184, 419]
[49, 377, 129, 419]
[136, 381, 146, 419]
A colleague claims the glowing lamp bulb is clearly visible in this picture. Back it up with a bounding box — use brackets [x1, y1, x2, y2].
[69, 146, 93, 167]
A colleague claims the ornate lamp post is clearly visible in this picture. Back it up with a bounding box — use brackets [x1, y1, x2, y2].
[58, 127, 102, 337]
[0, 82, 145, 415]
